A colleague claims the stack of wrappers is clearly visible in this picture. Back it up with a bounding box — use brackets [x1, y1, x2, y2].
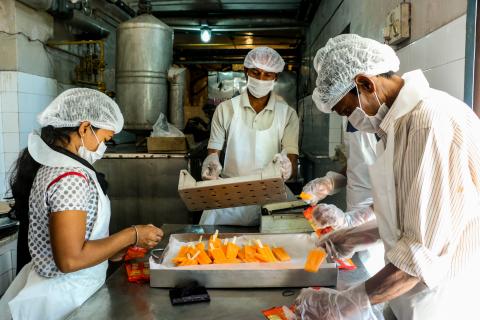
[124, 246, 150, 283]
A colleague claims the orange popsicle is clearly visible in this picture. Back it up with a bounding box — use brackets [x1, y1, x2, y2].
[304, 248, 327, 272]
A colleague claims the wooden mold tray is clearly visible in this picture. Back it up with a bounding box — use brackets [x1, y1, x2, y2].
[177, 169, 288, 211]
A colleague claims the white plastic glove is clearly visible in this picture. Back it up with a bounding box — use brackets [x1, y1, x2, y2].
[201, 153, 222, 180]
[302, 171, 347, 205]
[294, 283, 377, 320]
[312, 204, 375, 230]
[318, 221, 381, 259]
[272, 151, 292, 181]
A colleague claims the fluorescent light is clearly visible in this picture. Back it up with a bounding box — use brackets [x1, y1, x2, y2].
[200, 26, 211, 43]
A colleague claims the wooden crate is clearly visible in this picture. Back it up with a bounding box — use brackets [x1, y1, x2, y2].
[177, 167, 287, 211]
[147, 137, 187, 153]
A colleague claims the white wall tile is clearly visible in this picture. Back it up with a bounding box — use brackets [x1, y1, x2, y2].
[329, 127, 342, 144]
[19, 112, 40, 133]
[0, 153, 5, 175]
[0, 173, 6, 198]
[424, 59, 465, 100]
[3, 152, 18, 174]
[329, 113, 343, 129]
[329, 143, 337, 157]
[2, 113, 19, 133]
[0, 136, 4, 155]
[397, 15, 466, 74]
[3, 133, 19, 153]
[0, 72, 18, 92]
[397, 15, 466, 75]
[0, 92, 18, 113]
[18, 93, 53, 113]
[19, 132, 29, 150]
[17, 72, 56, 95]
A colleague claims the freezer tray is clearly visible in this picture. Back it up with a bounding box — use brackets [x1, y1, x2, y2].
[149, 232, 337, 288]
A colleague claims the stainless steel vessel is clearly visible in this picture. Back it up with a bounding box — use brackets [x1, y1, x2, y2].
[116, 14, 173, 130]
[168, 67, 186, 129]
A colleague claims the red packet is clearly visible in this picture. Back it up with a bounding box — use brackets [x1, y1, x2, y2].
[125, 261, 150, 283]
[124, 246, 148, 261]
[336, 258, 357, 270]
[262, 305, 296, 320]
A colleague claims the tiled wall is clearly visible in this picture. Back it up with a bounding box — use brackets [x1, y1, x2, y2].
[328, 114, 343, 157]
[397, 15, 466, 100]
[0, 71, 57, 197]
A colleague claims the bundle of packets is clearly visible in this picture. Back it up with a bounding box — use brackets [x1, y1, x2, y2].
[262, 305, 296, 320]
[124, 246, 150, 283]
[300, 193, 357, 272]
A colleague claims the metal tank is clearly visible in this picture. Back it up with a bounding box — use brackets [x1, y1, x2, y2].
[168, 67, 186, 130]
[116, 14, 173, 130]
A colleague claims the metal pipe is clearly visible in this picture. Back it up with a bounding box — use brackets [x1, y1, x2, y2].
[171, 26, 304, 32]
[106, 0, 135, 17]
[17, 0, 54, 10]
[68, 10, 110, 37]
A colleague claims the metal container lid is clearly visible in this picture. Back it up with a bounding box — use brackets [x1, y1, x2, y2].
[118, 14, 172, 31]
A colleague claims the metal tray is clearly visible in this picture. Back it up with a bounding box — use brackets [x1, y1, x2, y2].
[149, 232, 337, 288]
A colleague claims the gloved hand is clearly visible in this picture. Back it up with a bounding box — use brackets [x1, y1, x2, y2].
[312, 204, 375, 230]
[294, 283, 377, 320]
[201, 153, 222, 180]
[272, 151, 292, 181]
[318, 221, 381, 259]
[302, 172, 347, 205]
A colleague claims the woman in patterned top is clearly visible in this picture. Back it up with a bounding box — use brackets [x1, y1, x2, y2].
[0, 88, 164, 320]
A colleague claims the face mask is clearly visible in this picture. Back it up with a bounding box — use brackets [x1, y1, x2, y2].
[347, 86, 389, 133]
[78, 127, 107, 164]
[247, 76, 275, 98]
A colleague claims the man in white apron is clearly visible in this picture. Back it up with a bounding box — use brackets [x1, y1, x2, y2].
[295, 34, 480, 319]
[200, 47, 299, 226]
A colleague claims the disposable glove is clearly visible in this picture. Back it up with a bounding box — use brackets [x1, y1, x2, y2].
[302, 172, 347, 205]
[318, 221, 381, 259]
[312, 204, 375, 230]
[201, 153, 222, 180]
[272, 151, 292, 181]
[294, 282, 378, 320]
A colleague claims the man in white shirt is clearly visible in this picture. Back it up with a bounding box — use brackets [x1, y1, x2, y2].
[294, 34, 480, 320]
[200, 47, 299, 226]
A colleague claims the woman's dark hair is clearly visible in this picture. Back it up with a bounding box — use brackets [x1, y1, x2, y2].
[8, 125, 78, 272]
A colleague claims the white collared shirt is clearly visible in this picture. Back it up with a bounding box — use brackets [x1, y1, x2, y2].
[379, 70, 480, 288]
[208, 90, 299, 154]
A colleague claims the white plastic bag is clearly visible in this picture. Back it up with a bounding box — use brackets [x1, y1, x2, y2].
[150, 113, 185, 137]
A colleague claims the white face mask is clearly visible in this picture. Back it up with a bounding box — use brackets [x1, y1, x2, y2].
[247, 76, 275, 98]
[348, 86, 389, 133]
[78, 127, 107, 164]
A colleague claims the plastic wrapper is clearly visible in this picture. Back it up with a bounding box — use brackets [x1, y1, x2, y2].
[151, 113, 184, 137]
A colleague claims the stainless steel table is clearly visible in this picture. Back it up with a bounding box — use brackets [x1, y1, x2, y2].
[66, 224, 372, 320]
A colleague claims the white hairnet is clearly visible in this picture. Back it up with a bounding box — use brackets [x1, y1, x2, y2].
[313, 34, 400, 113]
[244, 47, 285, 73]
[38, 88, 124, 133]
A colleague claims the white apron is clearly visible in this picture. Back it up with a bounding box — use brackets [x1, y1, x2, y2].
[369, 71, 477, 320]
[0, 133, 110, 320]
[200, 94, 289, 226]
[345, 130, 384, 276]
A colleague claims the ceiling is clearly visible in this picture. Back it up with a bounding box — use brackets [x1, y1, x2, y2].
[125, 0, 321, 67]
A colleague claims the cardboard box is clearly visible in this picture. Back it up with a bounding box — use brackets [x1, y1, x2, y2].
[147, 137, 187, 153]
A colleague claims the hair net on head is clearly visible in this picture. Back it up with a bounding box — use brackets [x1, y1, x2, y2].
[244, 47, 285, 73]
[38, 88, 124, 133]
[313, 34, 400, 113]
